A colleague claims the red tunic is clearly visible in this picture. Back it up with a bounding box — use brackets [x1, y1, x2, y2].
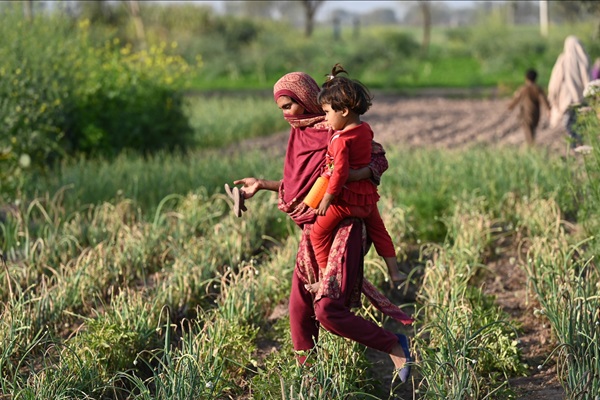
[325, 122, 379, 206]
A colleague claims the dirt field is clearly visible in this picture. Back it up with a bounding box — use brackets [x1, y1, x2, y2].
[241, 94, 569, 399]
[239, 93, 570, 157]
[368, 94, 567, 152]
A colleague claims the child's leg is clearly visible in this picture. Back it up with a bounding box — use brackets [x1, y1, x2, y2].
[310, 205, 348, 270]
[363, 206, 406, 283]
[523, 123, 535, 146]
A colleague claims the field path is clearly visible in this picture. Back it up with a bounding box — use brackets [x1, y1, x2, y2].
[483, 248, 564, 400]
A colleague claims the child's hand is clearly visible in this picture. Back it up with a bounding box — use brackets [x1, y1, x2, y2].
[314, 193, 334, 216]
[387, 265, 408, 290]
[315, 199, 329, 216]
[390, 272, 408, 291]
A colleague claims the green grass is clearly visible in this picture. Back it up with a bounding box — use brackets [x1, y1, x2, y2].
[186, 21, 599, 92]
[186, 93, 288, 148]
[379, 146, 572, 241]
[23, 147, 282, 216]
[23, 91, 288, 213]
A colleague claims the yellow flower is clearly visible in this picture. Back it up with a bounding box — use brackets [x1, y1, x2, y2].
[78, 19, 90, 30]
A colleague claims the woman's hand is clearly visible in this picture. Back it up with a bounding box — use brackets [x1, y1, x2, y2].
[233, 177, 261, 199]
[296, 202, 310, 214]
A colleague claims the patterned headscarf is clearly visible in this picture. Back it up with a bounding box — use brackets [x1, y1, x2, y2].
[274, 72, 326, 128]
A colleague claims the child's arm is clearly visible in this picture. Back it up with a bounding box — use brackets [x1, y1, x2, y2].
[540, 86, 551, 113]
[507, 86, 522, 111]
[312, 138, 349, 215]
[325, 139, 350, 199]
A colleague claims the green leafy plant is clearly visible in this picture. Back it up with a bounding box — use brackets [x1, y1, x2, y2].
[0, 11, 198, 202]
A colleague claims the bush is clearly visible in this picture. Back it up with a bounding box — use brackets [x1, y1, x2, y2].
[0, 11, 197, 201]
[65, 34, 195, 155]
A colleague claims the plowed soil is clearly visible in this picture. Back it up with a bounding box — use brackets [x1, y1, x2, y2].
[237, 93, 569, 157]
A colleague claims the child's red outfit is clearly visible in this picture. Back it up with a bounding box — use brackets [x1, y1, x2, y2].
[311, 122, 396, 270]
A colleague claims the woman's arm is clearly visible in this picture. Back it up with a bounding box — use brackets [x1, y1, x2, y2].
[347, 167, 372, 182]
[347, 141, 388, 185]
[233, 177, 280, 199]
[368, 140, 388, 186]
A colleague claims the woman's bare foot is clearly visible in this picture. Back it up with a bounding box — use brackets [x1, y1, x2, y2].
[304, 281, 321, 293]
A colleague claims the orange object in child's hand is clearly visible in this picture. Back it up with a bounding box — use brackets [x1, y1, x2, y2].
[303, 176, 329, 209]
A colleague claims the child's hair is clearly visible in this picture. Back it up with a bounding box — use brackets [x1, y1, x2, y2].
[526, 68, 538, 82]
[318, 64, 373, 115]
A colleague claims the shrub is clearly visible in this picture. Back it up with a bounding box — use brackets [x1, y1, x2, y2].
[0, 11, 197, 201]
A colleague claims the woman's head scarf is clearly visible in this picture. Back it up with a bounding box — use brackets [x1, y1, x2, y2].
[548, 35, 590, 127]
[273, 72, 329, 222]
[274, 72, 326, 128]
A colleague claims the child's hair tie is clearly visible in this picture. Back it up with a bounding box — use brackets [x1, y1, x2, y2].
[324, 64, 346, 85]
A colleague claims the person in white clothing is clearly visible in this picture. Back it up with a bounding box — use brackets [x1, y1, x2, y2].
[547, 35, 590, 147]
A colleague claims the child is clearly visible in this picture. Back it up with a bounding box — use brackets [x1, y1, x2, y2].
[305, 64, 405, 293]
[508, 68, 551, 146]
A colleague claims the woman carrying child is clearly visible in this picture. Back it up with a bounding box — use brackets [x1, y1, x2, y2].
[232, 70, 413, 382]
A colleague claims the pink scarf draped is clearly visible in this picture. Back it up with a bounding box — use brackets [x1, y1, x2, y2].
[294, 216, 414, 325]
